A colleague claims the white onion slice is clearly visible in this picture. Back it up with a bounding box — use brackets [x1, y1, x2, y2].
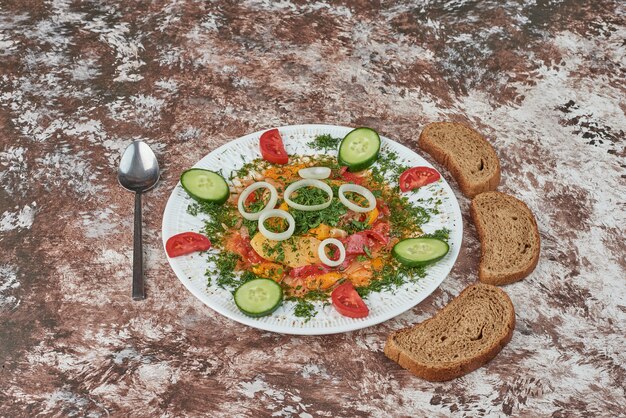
[237, 181, 278, 221]
[338, 184, 376, 213]
[298, 166, 331, 180]
[258, 209, 295, 241]
[318, 238, 346, 267]
[284, 179, 333, 211]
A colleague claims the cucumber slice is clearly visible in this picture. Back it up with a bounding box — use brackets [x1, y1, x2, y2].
[180, 168, 229, 204]
[392, 238, 449, 267]
[338, 127, 381, 172]
[234, 278, 283, 317]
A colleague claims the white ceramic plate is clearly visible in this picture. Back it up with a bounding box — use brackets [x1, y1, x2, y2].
[162, 124, 462, 335]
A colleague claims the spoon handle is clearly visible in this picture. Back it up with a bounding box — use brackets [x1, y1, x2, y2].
[133, 192, 145, 300]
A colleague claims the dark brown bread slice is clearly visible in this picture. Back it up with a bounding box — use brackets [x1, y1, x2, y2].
[384, 283, 514, 381]
[471, 191, 540, 285]
[419, 122, 500, 197]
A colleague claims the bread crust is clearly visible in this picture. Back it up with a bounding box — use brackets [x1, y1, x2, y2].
[418, 122, 501, 198]
[470, 192, 540, 286]
[384, 284, 515, 381]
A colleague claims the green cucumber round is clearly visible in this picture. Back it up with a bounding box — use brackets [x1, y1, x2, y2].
[338, 127, 381, 172]
[180, 168, 229, 204]
[392, 238, 449, 267]
[234, 278, 283, 317]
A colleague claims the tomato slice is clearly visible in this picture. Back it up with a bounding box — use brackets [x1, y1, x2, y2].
[260, 129, 289, 165]
[344, 232, 370, 255]
[246, 245, 264, 264]
[245, 191, 258, 206]
[337, 254, 356, 271]
[166, 232, 211, 257]
[290, 264, 331, 278]
[371, 221, 390, 243]
[331, 282, 369, 318]
[225, 232, 265, 266]
[365, 229, 388, 246]
[376, 199, 390, 217]
[399, 167, 441, 192]
[240, 235, 264, 264]
[339, 166, 364, 185]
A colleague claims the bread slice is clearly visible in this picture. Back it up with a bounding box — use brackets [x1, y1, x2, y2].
[419, 122, 500, 197]
[471, 192, 540, 285]
[384, 283, 515, 381]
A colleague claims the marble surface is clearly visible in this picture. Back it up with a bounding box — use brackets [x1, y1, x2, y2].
[0, 1, 624, 417]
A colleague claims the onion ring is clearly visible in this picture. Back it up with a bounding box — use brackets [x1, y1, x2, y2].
[237, 181, 278, 221]
[298, 166, 331, 180]
[318, 238, 346, 267]
[338, 184, 376, 213]
[258, 209, 295, 241]
[284, 179, 333, 211]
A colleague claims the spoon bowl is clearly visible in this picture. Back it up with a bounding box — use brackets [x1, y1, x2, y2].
[118, 141, 160, 192]
[118, 141, 160, 300]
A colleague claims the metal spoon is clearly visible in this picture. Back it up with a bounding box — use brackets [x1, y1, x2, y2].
[118, 141, 160, 300]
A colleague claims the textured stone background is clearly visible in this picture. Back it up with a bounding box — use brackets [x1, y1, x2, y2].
[0, 1, 624, 417]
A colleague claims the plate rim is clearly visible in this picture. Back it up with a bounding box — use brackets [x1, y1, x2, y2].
[161, 123, 463, 335]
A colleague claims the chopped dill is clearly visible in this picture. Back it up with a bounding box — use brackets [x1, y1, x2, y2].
[261, 239, 288, 263]
[240, 270, 263, 283]
[301, 290, 330, 301]
[308, 134, 342, 151]
[386, 193, 431, 233]
[206, 252, 263, 290]
[422, 228, 450, 241]
[187, 201, 238, 245]
[356, 263, 426, 298]
[344, 218, 369, 235]
[243, 218, 258, 236]
[289, 185, 329, 206]
[292, 299, 317, 322]
[230, 157, 260, 180]
[206, 251, 239, 288]
[246, 191, 267, 213]
[291, 199, 346, 235]
[370, 150, 410, 184]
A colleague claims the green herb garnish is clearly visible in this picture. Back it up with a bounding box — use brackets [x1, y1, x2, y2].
[243, 218, 258, 236]
[422, 228, 450, 241]
[188, 201, 238, 245]
[356, 262, 426, 298]
[206, 251, 239, 288]
[308, 134, 342, 151]
[292, 299, 317, 322]
[291, 199, 347, 235]
[344, 218, 369, 234]
[230, 157, 262, 180]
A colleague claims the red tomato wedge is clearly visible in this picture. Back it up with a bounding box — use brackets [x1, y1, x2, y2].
[166, 232, 211, 257]
[338, 254, 357, 271]
[290, 264, 331, 278]
[245, 244, 264, 264]
[331, 282, 369, 318]
[376, 199, 390, 217]
[260, 129, 289, 164]
[343, 224, 390, 255]
[365, 229, 388, 246]
[344, 232, 369, 255]
[227, 233, 264, 265]
[399, 167, 441, 192]
[371, 221, 390, 243]
[339, 166, 364, 185]
[245, 191, 258, 206]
